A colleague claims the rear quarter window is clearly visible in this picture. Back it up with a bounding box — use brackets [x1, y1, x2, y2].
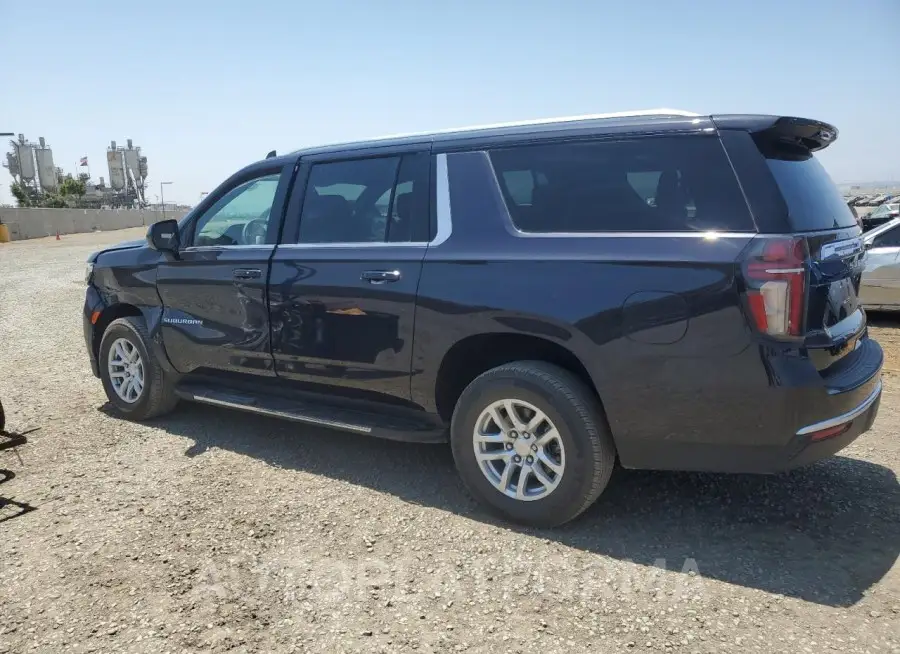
[489, 136, 754, 233]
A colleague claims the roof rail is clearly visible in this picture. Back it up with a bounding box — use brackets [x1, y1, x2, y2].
[359, 109, 702, 144]
[290, 109, 702, 155]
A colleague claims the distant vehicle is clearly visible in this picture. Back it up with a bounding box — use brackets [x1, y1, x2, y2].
[82, 111, 883, 527]
[861, 217, 900, 311]
[863, 202, 900, 230]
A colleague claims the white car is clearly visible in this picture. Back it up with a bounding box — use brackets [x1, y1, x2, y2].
[863, 202, 899, 230]
[861, 217, 900, 311]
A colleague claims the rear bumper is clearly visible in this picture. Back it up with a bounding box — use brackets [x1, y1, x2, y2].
[617, 336, 884, 474]
[785, 379, 881, 469]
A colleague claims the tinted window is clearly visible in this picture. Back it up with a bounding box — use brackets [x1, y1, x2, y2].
[297, 155, 429, 244]
[490, 137, 752, 233]
[193, 173, 280, 246]
[765, 155, 858, 231]
[873, 224, 900, 248]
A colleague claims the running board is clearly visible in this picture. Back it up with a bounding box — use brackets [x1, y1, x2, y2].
[174, 384, 448, 443]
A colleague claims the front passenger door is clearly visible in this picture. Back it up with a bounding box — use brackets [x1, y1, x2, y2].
[156, 163, 293, 377]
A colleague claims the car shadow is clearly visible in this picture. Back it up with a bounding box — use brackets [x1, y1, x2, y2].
[107, 402, 899, 608]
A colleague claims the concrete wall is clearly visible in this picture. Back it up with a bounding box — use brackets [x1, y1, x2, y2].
[0, 208, 190, 241]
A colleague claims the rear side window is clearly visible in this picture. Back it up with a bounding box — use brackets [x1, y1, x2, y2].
[297, 154, 429, 244]
[763, 152, 858, 231]
[489, 136, 753, 233]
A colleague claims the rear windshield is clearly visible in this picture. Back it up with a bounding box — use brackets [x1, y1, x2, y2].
[765, 154, 858, 231]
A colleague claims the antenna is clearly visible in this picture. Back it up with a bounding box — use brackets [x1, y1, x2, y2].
[266, 150, 277, 159]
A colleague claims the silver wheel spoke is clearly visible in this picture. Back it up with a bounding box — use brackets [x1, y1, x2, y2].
[488, 405, 510, 432]
[531, 461, 556, 489]
[537, 451, 563, 476]
[516, 467, 531, 499]
[503, 400, 525, 430]
[525, 409, 548, 433]
[534, 427, 560, 448]
[474, 431, 506, 446]
[476, 449, 509, 463]
[497, 460, 514, 492]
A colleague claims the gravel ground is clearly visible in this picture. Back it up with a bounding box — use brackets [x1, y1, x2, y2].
[1, 228, 898, 653]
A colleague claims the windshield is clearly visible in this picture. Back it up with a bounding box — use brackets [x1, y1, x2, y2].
[869, 204, 898, 219]
[765, 155, 859, 231]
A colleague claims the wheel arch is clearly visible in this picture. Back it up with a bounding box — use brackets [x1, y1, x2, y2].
[433, 332, 602, 423]
[92, 303, 143, 363]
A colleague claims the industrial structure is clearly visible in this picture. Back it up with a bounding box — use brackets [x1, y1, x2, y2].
[3, 134, 150, 208]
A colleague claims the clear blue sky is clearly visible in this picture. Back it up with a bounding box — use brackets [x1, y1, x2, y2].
[2, 0, 898, 206]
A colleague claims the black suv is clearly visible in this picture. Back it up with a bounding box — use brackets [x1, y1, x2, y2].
[84, 110, 883, 527]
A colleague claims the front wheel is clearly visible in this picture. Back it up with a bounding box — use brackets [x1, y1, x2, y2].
[98, 317, 178, 420]
[450, 361, 616, 527]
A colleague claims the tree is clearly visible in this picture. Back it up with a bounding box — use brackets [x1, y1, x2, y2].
[59, 176, 86, 198]
[10, 181, 31, 207]
[39, 194, 68, 208]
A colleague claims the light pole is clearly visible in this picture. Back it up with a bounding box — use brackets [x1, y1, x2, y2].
[1, 134, 14, 211]
[160, 182, 172, 220]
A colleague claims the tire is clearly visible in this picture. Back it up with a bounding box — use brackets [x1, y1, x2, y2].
[450, 361, 616, 527]
[98, 316, 178, 420]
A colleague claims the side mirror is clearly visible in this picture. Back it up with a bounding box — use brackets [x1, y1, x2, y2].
[147, 219, 180, 256]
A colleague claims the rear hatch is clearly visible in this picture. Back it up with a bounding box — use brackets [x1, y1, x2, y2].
[735, 117, 867, 370]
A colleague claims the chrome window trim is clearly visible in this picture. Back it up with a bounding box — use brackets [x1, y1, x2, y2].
[510, 231, 758, 239]
[278, 153, 452, 250]
[277, 241, 429, 250]
[432, 153, 452, 246]
[315, 109, 700, 148]
[181, 244, 276, 252]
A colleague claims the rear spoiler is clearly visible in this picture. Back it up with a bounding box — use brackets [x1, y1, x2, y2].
[712, 115, 838, 152]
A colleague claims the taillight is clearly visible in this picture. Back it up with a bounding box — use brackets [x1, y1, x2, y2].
[742, 237, 808, 337]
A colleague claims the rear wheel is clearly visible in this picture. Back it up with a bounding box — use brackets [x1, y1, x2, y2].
[450, 361, 616, 527]
[99, 317, 178, 420]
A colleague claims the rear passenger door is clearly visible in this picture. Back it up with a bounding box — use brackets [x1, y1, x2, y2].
[268, 149, 431, 402]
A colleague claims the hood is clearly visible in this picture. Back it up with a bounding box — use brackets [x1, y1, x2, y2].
[87, 238, 147, 263]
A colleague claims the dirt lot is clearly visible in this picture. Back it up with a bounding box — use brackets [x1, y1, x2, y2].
[1, 229, 898, 653]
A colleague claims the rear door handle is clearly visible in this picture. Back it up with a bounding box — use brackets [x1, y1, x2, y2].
[361, 270, 401, 284]
[233, 268, 262, 280]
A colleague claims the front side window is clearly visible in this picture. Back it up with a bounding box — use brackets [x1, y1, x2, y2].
[298, 154, 429, 244]
[193, 173, 280, 246]
[490, 136, 753, 233]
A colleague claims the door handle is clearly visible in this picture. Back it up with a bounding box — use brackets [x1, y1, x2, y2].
[361, 270, 401, 284]
[233, 268, 262, 280]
